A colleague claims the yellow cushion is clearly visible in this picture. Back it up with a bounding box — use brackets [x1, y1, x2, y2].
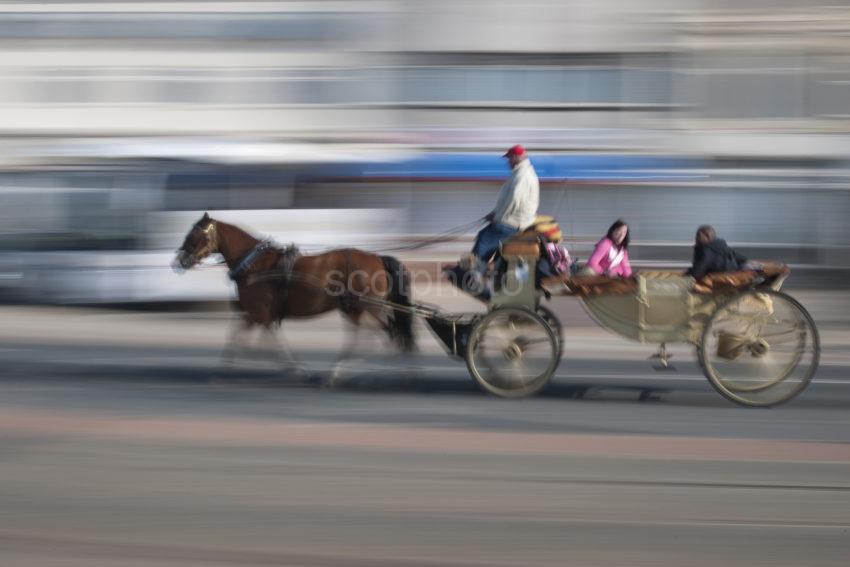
[528, 215, 563, 243]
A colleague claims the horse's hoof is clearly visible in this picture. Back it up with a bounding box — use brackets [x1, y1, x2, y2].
[208, 369, 232, 385]
[322, 369, 344, 389]
[286, 366, 311, 382]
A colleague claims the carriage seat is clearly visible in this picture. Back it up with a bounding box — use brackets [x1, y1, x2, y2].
[634, 270, 686, 280]
[500, 236, 540, 258]
[692, 262, 789, 294]
[497, 215, 563, 259]
[541, 274, 638, 297]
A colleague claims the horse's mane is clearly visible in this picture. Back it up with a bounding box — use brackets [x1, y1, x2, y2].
[207, 217, 262, 263]
[203, 217, 257, 243]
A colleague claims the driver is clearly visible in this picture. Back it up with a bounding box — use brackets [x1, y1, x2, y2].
[471, 144, 540, 268]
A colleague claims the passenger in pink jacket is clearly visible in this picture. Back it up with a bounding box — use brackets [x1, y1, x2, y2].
[584, 219, 633, 278]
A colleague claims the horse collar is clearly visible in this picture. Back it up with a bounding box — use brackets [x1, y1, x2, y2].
[228, 240, 273, 281]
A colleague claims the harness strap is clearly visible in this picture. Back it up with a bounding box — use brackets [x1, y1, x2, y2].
[338, 250, 355, 313]
[276, 245, 301, 313]
[228, 241, 274, 281]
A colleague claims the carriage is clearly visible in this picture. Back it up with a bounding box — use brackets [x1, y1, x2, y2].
[175, 215, 819, 407]
[416, 236, 820, 407]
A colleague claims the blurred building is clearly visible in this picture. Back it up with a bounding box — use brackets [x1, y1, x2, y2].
[0, 1, 846, 147]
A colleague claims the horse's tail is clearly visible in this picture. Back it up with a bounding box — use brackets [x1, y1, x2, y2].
[380, 255, 416, 353]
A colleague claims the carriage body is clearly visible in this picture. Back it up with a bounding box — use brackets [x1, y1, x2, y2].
[578, 271, 772, 346]
[581, 273, 701, 345]
[463, 238, 818, 407]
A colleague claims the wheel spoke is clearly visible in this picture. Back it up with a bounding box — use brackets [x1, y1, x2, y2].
[466, 307, 559, 398]
[700, 290, 818, 406]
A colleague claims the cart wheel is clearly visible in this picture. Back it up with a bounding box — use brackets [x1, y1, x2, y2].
[466, 306, 559, 398]
[536, 304, 563, 360]
[699, 290, 819, 407]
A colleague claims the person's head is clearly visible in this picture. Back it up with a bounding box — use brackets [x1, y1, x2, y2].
[696, 225, 716, 246]
[606, 219, 630, 249]
[502, 144, 528, 169]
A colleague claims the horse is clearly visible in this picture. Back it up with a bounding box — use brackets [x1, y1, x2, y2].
[172, 213, 415, 381]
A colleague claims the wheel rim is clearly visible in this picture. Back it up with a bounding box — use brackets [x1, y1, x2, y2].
[467, 307, 559, 398]
[700, 291, 819, 406]
[536, 304, 563, 361]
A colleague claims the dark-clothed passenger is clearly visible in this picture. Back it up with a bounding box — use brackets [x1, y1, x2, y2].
[687, 225, 748, 279]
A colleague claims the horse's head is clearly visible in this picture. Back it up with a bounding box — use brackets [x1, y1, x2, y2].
[173, 213, 219, 272]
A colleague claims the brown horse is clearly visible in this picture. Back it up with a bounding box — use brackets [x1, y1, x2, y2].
[173, 213, 415, 378]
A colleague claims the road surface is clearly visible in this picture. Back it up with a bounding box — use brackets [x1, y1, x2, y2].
[1, 289, 849, 566]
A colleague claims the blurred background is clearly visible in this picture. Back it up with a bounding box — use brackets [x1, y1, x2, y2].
[1, 0, 849, 303]
[1, 4, 849, 567]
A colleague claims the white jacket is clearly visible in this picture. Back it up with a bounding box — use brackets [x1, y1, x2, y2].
[492, 159, 539, 229]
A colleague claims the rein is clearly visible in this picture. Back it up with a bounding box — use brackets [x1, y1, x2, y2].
[388, 218, 485, 251]
[360, 218, 487, 254]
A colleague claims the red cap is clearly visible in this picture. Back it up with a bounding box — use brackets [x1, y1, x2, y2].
[503, 144, 526, 158]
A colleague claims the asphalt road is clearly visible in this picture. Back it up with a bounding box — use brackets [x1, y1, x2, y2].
[1, 291, 849, 566]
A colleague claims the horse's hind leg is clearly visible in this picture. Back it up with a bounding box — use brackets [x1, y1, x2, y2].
[364, 305, 421, 374]
[327, 310, 364, 388]
[329, 305, 409, 387]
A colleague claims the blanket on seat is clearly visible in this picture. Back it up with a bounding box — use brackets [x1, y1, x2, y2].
[541, 262, 790, 297]
[691, 261, 789, 294]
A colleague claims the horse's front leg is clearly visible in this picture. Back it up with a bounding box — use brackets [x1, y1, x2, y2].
[220, 316, 253, 369]
[262, 325, 309, 380]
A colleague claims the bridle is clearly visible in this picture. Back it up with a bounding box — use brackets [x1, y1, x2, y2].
[180, 220, 219, 266]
